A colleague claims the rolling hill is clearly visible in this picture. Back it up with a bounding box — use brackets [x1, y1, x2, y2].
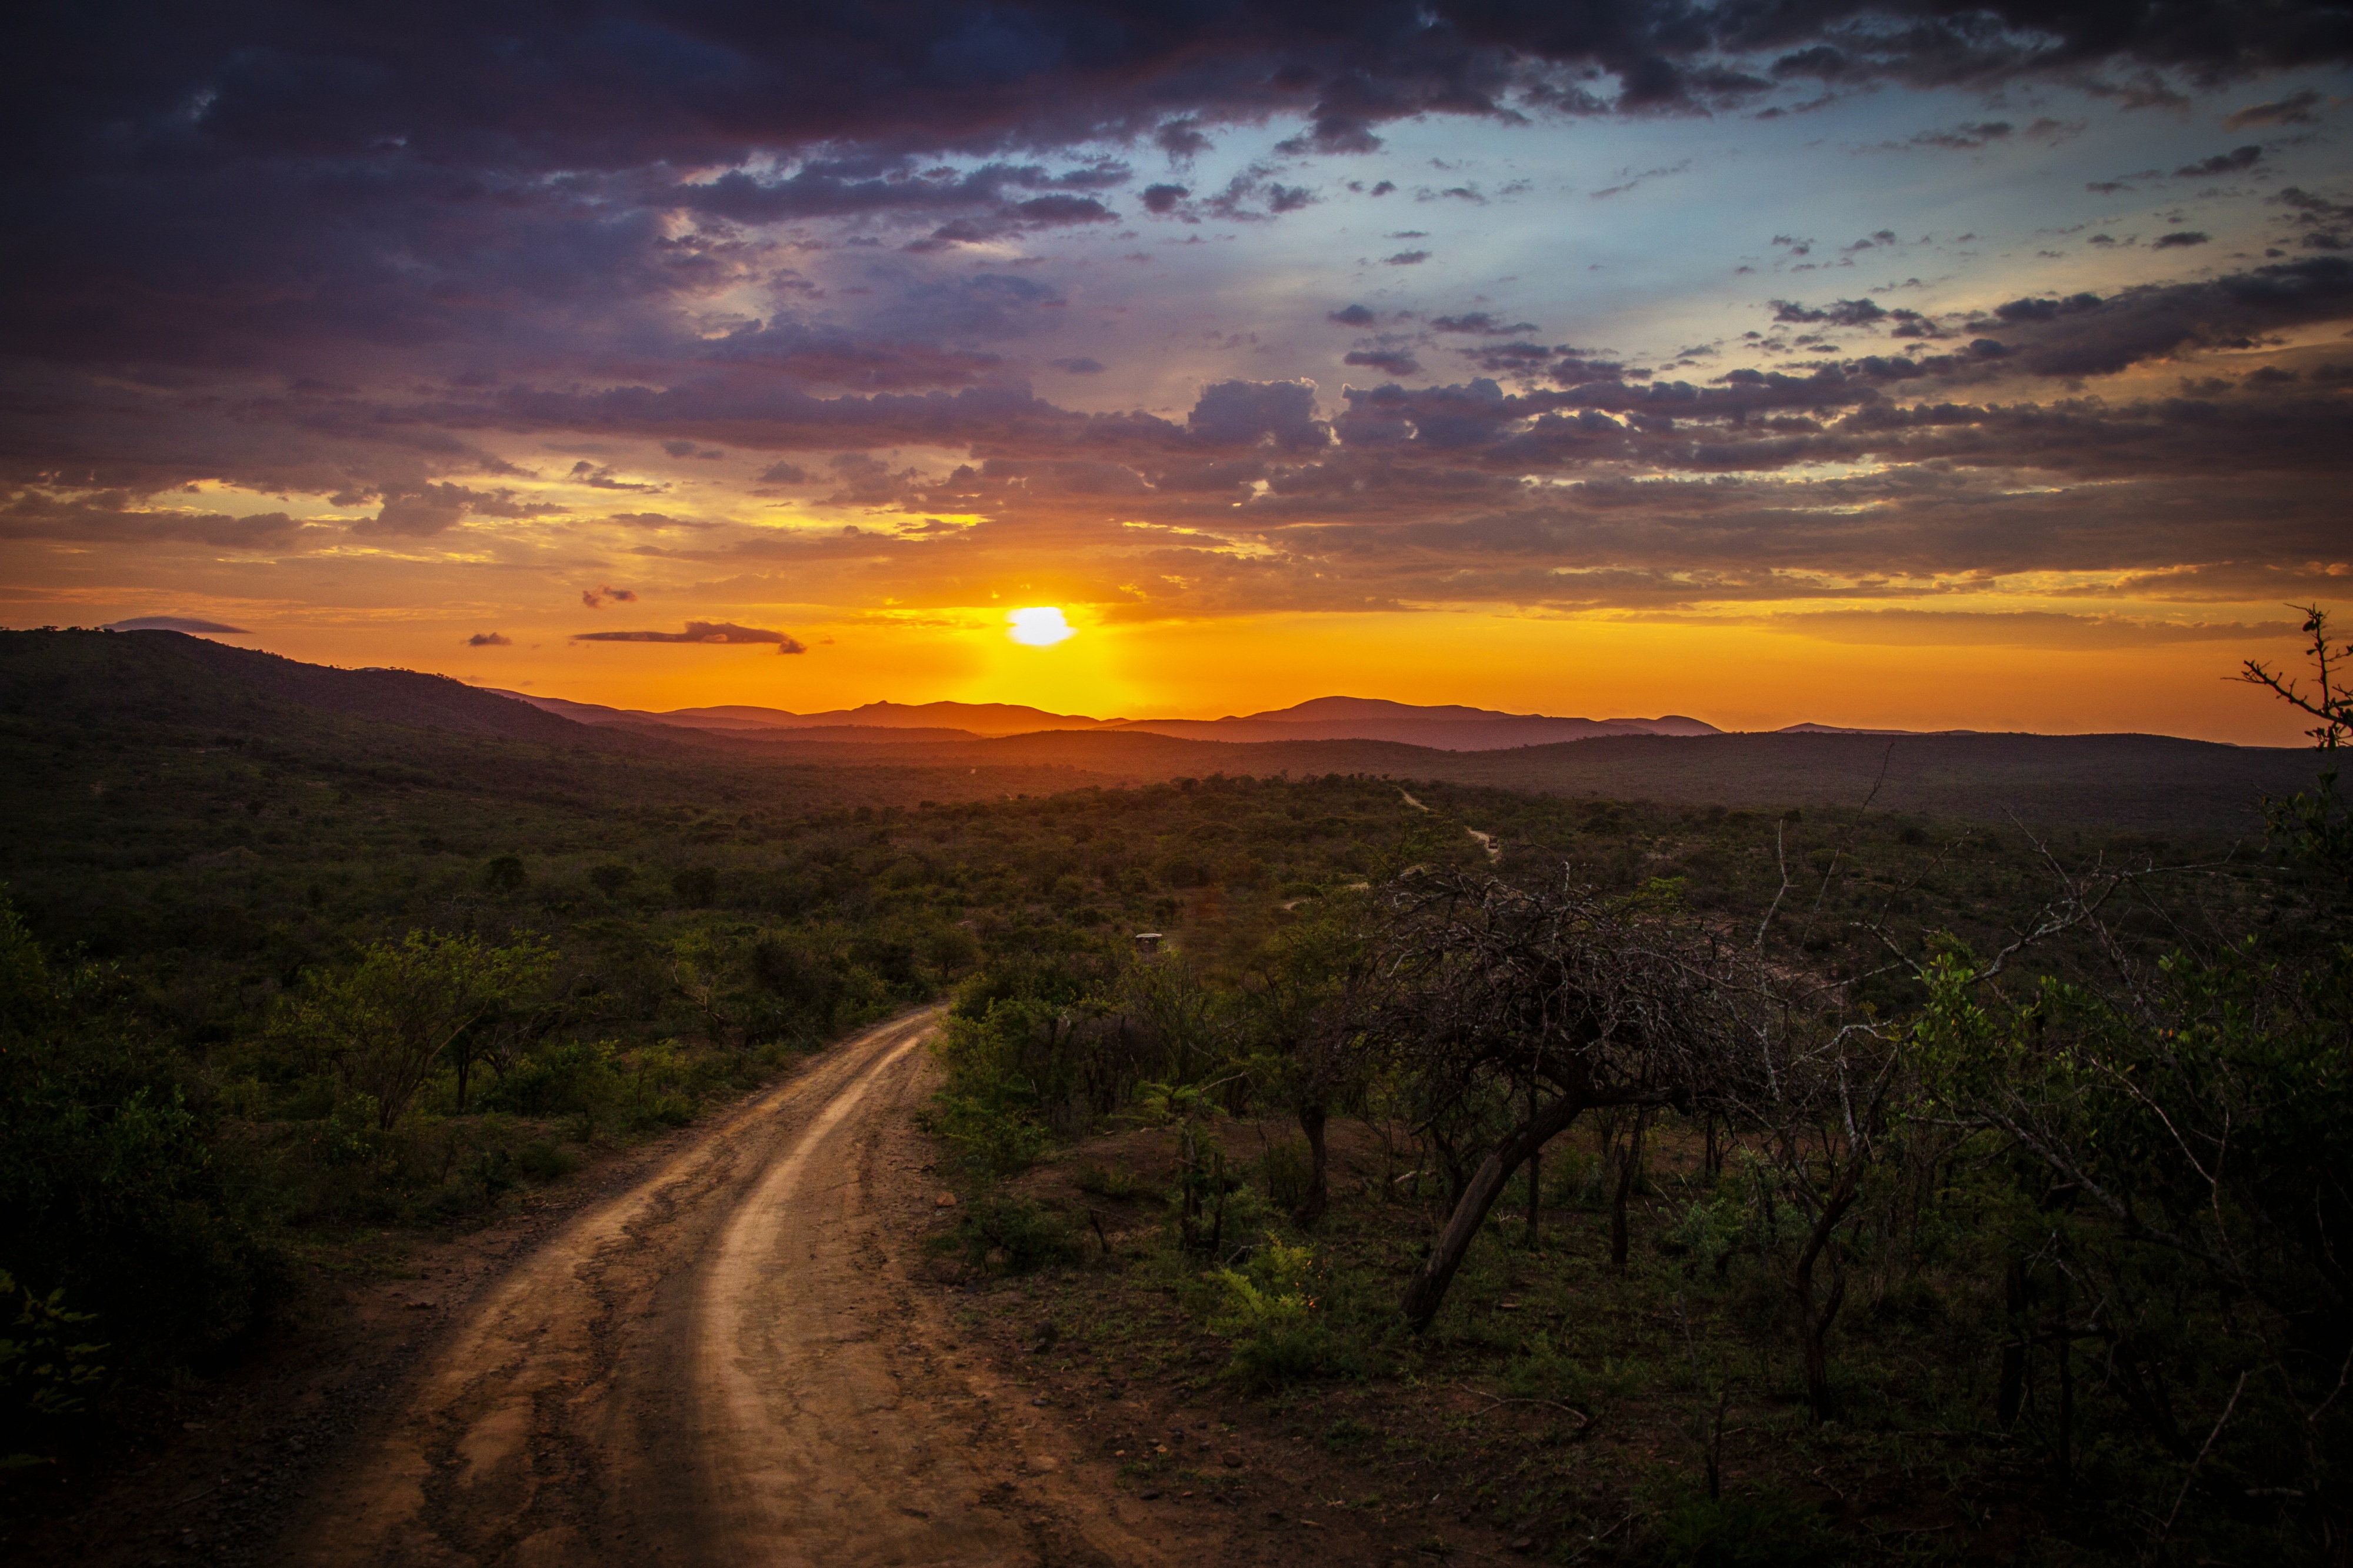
[2, 629, 2319, 833]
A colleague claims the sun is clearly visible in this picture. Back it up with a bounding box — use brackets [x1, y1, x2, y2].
[1007, 606, 1075, 647]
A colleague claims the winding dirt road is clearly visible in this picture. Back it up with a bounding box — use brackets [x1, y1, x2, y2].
[278, 1010, 1190, 1567]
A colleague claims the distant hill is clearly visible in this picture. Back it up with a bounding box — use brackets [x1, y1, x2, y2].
[503, 690, 1719, 750]
[4, 633, 2317, 833]
[1108, 696, 1719, 749]
[502, 692, 1112, 736]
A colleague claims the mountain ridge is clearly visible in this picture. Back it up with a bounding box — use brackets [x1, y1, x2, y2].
[501, 690, 1724, 751]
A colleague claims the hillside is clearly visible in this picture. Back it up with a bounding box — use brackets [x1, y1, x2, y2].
[2, 629, 638, 749]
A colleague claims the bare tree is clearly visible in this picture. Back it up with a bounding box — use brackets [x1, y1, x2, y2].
[1367, 870, 1767, 1332]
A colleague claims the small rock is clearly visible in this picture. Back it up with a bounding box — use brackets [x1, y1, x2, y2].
[1139, 1489, 1162, 1501]
[1512, 1539, 1535, 1554]
[934, 1193, 959, 1208]
[1222, 1453, 1242, 1467]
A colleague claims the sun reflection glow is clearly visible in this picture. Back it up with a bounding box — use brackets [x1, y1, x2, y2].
[1007, 606, 1075, 646]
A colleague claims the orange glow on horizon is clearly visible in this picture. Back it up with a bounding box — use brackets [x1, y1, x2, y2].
[142, 605, 2322, 747]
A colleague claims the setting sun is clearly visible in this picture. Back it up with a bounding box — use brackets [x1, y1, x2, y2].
[1006, 606, 1075, 647]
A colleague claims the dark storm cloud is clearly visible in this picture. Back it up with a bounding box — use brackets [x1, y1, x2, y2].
[466, 632, 512, 646]
[5, 1, 2346, 389]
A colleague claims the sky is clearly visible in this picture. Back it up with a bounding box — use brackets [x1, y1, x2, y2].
[5, 2, 2352, 740]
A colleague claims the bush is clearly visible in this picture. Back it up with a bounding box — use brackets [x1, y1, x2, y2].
[944, 1195, 1078, 1274]
[1, 1270, 106, 1464]
[514, 1139, 579, 1182]
[478, 1039, 618, 1120]
[1651, 1487, 1836, 1568]
[1074, 1161, 1147, 1199]
[0, 902, 284, 1373]
[918, 1092, 1052, 1183]
[1211, 1233, 1355, 1389]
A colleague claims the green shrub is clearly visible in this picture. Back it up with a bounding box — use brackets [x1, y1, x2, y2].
[1257, 1136, 1310, 1209]
[1652, 1487, 1836, 1568]
[0, 902, 283, 1372]
[944, 1195, 1077, 1274]
[515, 1139, 579, 1182]
[1211, 1233, 1355, 1389]
[1, 1270, 106, 1465]
[919, 1093, 1053, 1183]
[478, 1040, 618, 1119]
[1075, 1161, 1147, 1199]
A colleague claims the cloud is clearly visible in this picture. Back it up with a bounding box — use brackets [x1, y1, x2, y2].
[1906, 121, 2012, 150]
[1187, 379, 1331, 450]
[1345, 349, 1425, 376]
[1328, 305, 1379, 326]
[1774, 298, 1889, 327]
[2172, 145, 2264, 177]
[2, 492, 328, 551]
[2225, 89, 2324, 129]
[757, 461, 813, 485]
[1769, 609, 2301, 649]
[1048, 356, 1107, 373]
[581, 585, 639, 608]
[1384, 250, 1432, 266]
[104, 616, 250, 633]
[603, 511, 716, 531]
[2152, 230, 2212, 248]
[466, 631, 512, 646]
[574, 620, 806, 652]
[1431, 312, 1540, 335]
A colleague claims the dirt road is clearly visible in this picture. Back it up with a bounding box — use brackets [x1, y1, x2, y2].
[276, 1010, 1192, 1567]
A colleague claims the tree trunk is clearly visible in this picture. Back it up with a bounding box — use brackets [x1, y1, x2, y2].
[1525, 1141, 1541, 1248]
[1789, 1153, 1862, 1423]
[1609, 1111, 1647, 1272]
[1400, 1090, 1587, 1332]
[1997, 1260, 2028, 1428]
[1524, 1073, 1541, 1248]
[1292, 1101, 1329, 1227]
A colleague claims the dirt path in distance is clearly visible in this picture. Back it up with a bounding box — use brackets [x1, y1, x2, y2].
[272, 1009, 1226, 1568]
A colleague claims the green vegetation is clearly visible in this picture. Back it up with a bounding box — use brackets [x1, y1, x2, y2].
[905, 628, 2352, 1563]
[2, 622, 2347, 1564]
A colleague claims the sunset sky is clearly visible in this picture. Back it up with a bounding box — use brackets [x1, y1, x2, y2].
[6, 4, 2351, 740]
